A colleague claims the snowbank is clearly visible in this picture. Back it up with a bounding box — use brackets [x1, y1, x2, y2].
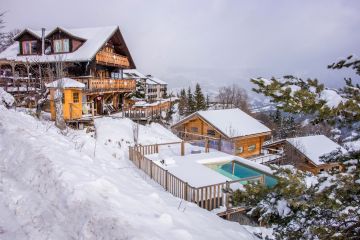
[0, 107, 259, 240]
[0, 87, 15, 107]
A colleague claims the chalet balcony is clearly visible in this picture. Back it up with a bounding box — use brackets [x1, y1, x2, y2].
[95, 50, 130, 68]
[74, 76, 136, 94]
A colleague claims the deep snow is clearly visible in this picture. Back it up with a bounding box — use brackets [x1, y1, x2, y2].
[0, 106, 266, 240]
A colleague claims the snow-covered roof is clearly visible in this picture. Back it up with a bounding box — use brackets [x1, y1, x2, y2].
[175, 108, 271, 138]
[0, 26, 134, 65]
[145, 78, 158, 85]
[123, 70, 167, 85]
[123, 69, 147, 79]
[147, 76, 167, 85]
[286, 135, 346, 165]
[45, 78, 85, 89]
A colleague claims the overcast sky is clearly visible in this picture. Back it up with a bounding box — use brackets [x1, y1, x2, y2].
[2, 0, 360, 92]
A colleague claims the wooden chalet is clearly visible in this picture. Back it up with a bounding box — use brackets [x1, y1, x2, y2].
[0, 26, 136, 120]
[171, 108, 272, 158]
[263, 135, 345, 174]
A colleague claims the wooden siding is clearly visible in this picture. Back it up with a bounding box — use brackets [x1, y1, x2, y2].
[49, 88, 83, 121]
[233, 135, 266, 158]
[175, 115, 268, 158]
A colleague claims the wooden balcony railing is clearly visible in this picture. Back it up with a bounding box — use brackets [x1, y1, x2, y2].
[95, 50, 130, 67]
[73, 76, 136, 93]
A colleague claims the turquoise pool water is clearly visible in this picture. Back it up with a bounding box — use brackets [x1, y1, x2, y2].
[206, 162, 278, 188]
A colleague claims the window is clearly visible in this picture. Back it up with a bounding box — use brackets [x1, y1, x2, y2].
[236, 146, 244, 154]
[22, 41, 37, 55]
[73, 92, 79, 103]
[207, 129, 216, 136]
[54, 39, 70, 53]
[191, 127, 198, 133]
[247, 144, 256, 152]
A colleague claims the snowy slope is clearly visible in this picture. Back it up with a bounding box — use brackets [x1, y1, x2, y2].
[0, 106, 260, 240]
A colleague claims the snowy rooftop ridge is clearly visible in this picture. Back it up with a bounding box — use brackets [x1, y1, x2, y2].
[123, 69, 167, 85]
[123, 69, 147, 79]
[45, 78, 85, 88]
[0, 26, 122, 63]
[286, 135, 346, 165]
[176, 108, 271, 138]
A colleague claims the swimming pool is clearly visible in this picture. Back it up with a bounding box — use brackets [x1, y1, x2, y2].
[206, 161, 278, 188]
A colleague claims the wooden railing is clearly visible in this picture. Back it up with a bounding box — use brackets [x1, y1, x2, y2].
[73, 77, 136, 93]
[95, 50, 130, 67]
[129, 144, 266, 211]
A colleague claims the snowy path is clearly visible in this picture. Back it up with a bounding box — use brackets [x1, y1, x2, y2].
[0, 106, 260, 240]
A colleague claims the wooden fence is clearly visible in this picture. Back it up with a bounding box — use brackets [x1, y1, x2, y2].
[129, 144, 265, 211]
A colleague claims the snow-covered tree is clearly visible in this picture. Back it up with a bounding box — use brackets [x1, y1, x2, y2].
[239, 56, 360, 239]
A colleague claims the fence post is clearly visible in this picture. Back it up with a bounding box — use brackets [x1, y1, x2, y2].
[129, 146, 132, 161]
[165, 170, 168, 190]
[260, 174, 265, 185]
[181, 141, 185, 156]
[205, 137, 209, 153]
[232, 161, 235, 175]
[184, 182, 188, 201]
[225, 181, 230, 209]
[150, 160, 153, 179]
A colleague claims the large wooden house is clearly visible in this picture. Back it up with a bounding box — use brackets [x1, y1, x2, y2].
[0, 26, 136, 120]
[171, 108, 272, 158]
[263, 135, 345, 174]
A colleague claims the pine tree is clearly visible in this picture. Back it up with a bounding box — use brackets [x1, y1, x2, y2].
[132, 80, 145, 99]
[187, 87, 195, 115]
[194, 83, 206, 111]
[243, 56, 360, 239]
[178, 89, 187, 116]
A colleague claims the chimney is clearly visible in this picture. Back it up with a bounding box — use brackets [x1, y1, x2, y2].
[41, 28, 45, 55]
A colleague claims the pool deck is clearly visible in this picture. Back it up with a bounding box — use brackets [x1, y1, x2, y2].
[145, 147, 274, 189]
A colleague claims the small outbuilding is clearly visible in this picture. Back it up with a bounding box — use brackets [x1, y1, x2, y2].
[171, 108, 272, 158]
[264, 135, 346, 174]
[46, 78, 85, 121]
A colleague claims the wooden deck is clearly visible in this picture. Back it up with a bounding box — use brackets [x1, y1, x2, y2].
[129, 143, 265, 211]
[73, 77, 136, 94]
[95, 50, 130, 68]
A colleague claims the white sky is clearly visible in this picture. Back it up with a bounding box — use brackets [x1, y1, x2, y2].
[2, 0, 360, 92]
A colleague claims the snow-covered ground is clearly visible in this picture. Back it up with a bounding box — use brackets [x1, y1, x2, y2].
[0, 106, 270, 240]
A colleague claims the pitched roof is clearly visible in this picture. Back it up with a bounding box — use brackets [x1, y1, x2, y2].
[286, 135, 346, 165]
[123, 70, 167, 85]
[173, 108, 271, 138]
[147, 76, 167, 85]
[45, 78, 85, 88]
[123, 69, 147, 79]
[0, 26, 135, 67]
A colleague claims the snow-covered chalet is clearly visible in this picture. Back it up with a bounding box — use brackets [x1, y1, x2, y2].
[0, 26, 136, 120]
